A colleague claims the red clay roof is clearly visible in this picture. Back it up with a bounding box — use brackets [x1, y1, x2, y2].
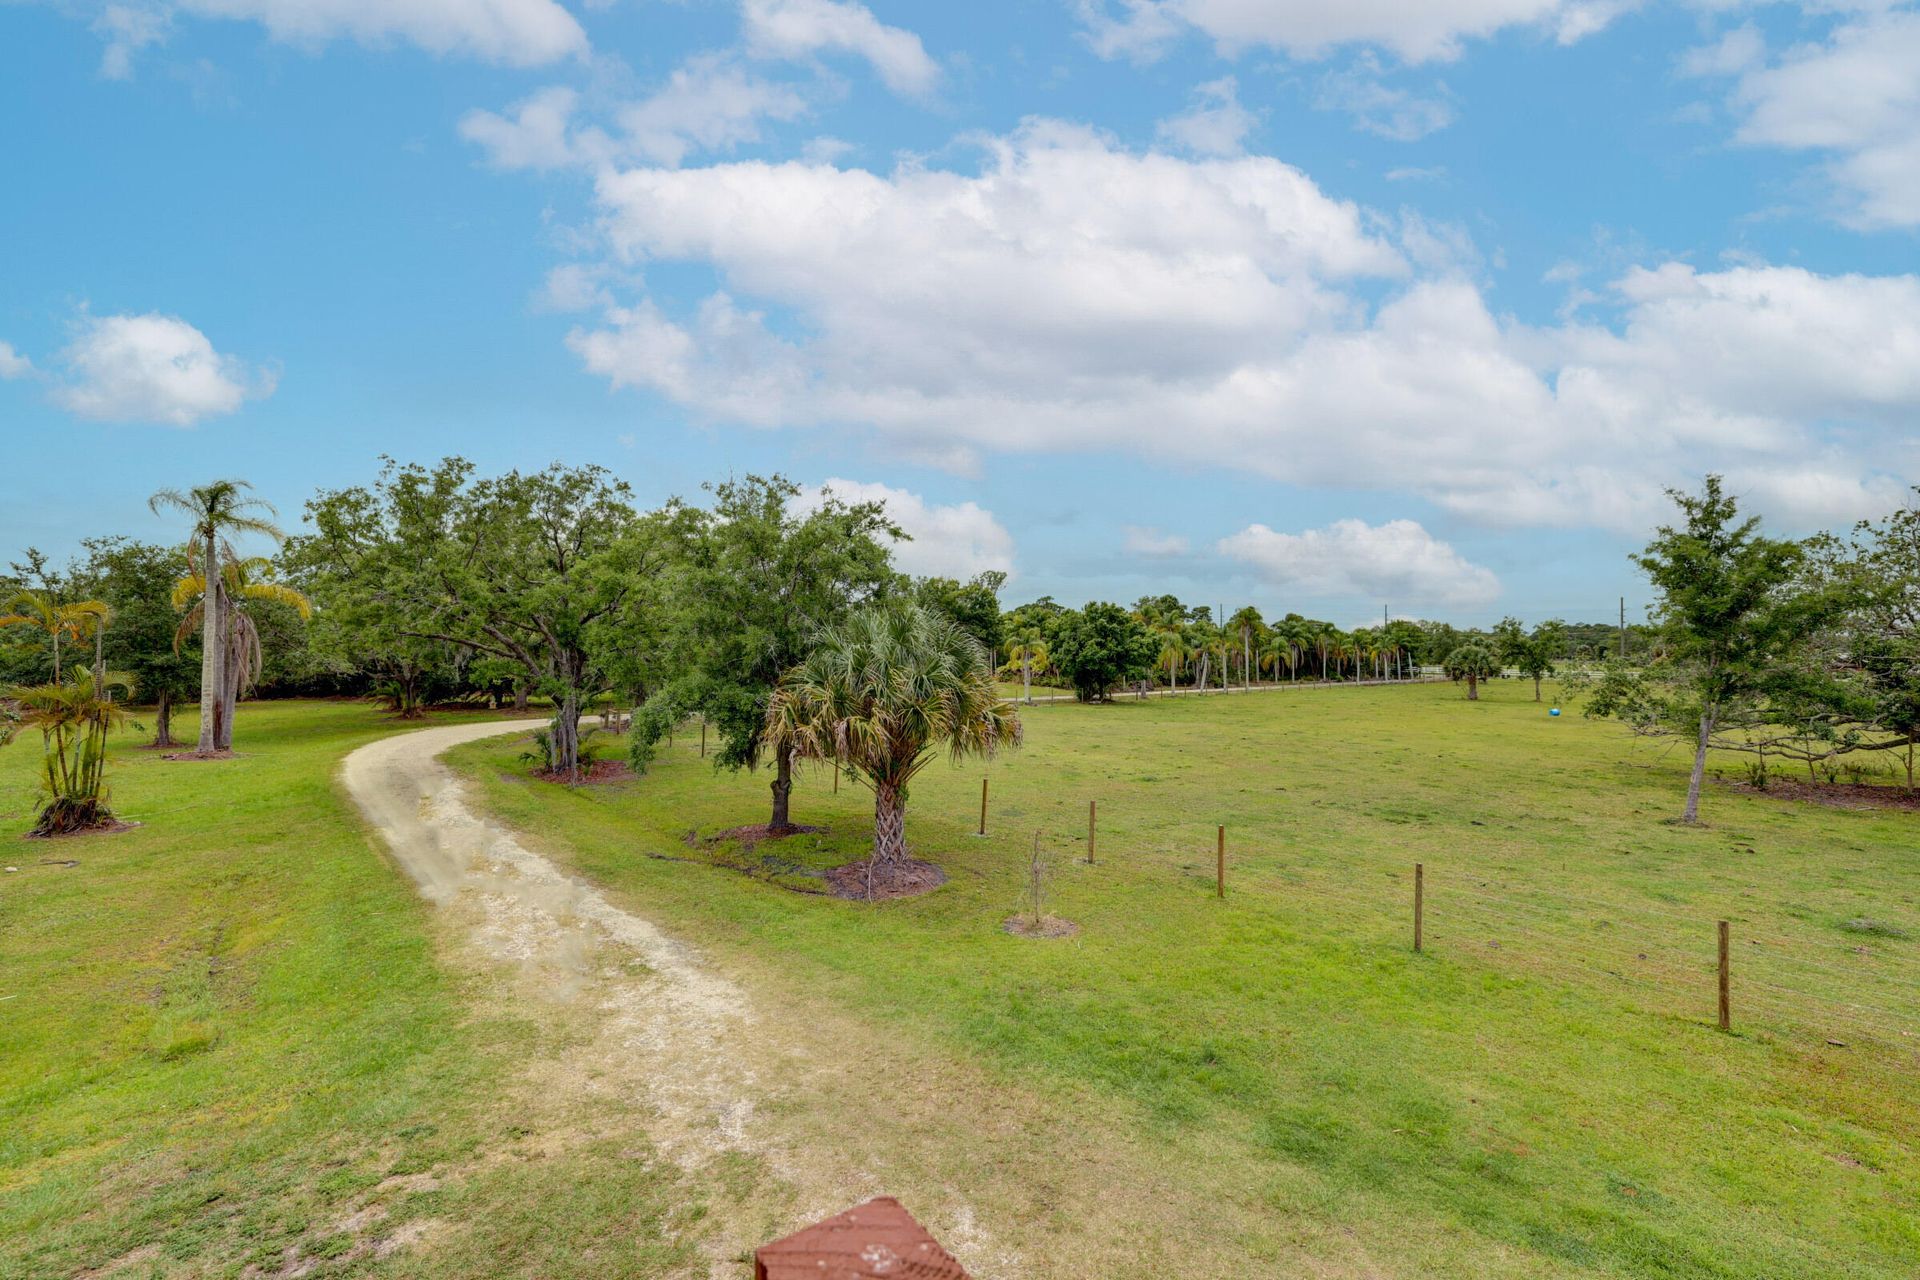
[754, 1196, 971, 1280]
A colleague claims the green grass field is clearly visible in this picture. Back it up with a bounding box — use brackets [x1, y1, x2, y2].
[0, 703, 701, 1280]
[449, 678, 1919, 1279]
[4, 685, 1915, 1277]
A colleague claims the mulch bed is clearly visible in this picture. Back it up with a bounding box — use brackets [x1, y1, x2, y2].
[1002, 915, 1080, 939]
[823, 857, 948, 901]
[529, 761, 636, 786]
[160, 750, 237, 762]
[1726, 777, 1920, 812]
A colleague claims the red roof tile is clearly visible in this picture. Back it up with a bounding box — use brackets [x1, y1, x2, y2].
[754, 1196, 971, 1280]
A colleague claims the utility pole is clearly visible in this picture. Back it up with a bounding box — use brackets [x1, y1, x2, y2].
[1619, 596, 1627, 659]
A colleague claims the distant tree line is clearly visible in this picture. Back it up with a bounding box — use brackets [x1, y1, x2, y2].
[12, 460, 1915, 837]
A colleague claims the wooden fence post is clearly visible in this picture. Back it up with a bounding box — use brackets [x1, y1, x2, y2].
[700, 718, 706, 758]
[1088, 800, 1096, 864]
[1718, 919, 1731, 1031]
[979, 777, 989, 837]
[1414, 863, 1424, 953]
[1216, 825, 1225, 899]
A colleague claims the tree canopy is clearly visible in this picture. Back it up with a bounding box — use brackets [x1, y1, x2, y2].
[299, 457, 677, 777]
[628, 474, 897, 830]
[1051, 602, 1157, 702]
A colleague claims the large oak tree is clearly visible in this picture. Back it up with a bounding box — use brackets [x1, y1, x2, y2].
[301, 458, 677, 778]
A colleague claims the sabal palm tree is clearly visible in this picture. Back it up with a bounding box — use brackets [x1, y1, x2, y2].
[173, 551, 312, 751]
[0, 590, 110, 683]
[765, 604, 1020, 885]
[1443, 641, 1499, 701]
[149, 481, 283, 754]
[4, 667, 136, 835]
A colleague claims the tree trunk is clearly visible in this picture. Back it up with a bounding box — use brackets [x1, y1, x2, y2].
[1682, 707, 1714, 824]
[153, 691, 174, 748]
[1466, 672, 1479, 701]
[770, 752, 794, 833]
[1022, 655, 1031, 704]
[552, 692, 581, 779]
[216, 625, 241, 751]
[513, 682, 530, 713]
[872, 779, 908, 866]
[1534, 674, 1542, 702]
[196, 528, 222, 753]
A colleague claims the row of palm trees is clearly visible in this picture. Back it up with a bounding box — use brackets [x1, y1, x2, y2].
[1003, 605, 1427, 698]
[2, 481, 310, 833]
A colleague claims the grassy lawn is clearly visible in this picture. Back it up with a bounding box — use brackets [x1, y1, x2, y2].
[448, 678, 1920, 1279]
[0, 702, 701, 1280]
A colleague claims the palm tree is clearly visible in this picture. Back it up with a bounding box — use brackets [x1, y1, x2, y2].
[1228, 606, 1264, 689]
[1260, 629, 1295, 683]
[173, 552, 312, 751]
[1, 590, 110, 683]
[1443, 642, 1499, 701]
[1154, 620, 1189, 693]
[4, 667, 136, 835]
[1005, 627, 1049, 704]
[149, 481, 283, 755]
[764, 604, 1020, 886]
[1188, 618, 1220, 690]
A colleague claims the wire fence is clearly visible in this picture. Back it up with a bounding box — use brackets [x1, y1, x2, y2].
[968, 778, 1920, 1051]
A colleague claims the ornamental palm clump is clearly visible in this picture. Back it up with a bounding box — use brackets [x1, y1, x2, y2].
[765, 603, 1021, 882]
[4, 667, 136, 836]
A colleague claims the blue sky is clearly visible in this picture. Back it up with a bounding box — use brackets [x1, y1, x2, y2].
[3, 0, 1918, 626]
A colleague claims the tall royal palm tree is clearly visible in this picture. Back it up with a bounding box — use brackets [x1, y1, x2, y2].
[765, 604, 1020, 888]
[1005, 626, 1049, 704]
[0, 590, 110, 683]
[1153, 619, 1189, 693]
[1260, 629, 1295, 683]
[149, 481, 284, 755]
[1228, 606, 1264, 689]
[173, 552, 312, 751]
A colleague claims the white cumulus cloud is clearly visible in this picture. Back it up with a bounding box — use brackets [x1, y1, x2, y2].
[462, 57, 811, 171]
[741, 0, 939, 97]
[558, 120, 1920, 535]
[1709, 9, 1920, 228]
[0, 342, 33, 380]
[53, 312, 272, 426]
[1124, 525, 1192, 556]
[174, 0, 587, 66]
[1078, 0, 1622, 65]
[798, 478, 1015, 581]
[1314, 56, 1455, 141]
[1218, 518, 1500, 608]
[1156, 76, 1258, 156]
[92, 4, 171, 79]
